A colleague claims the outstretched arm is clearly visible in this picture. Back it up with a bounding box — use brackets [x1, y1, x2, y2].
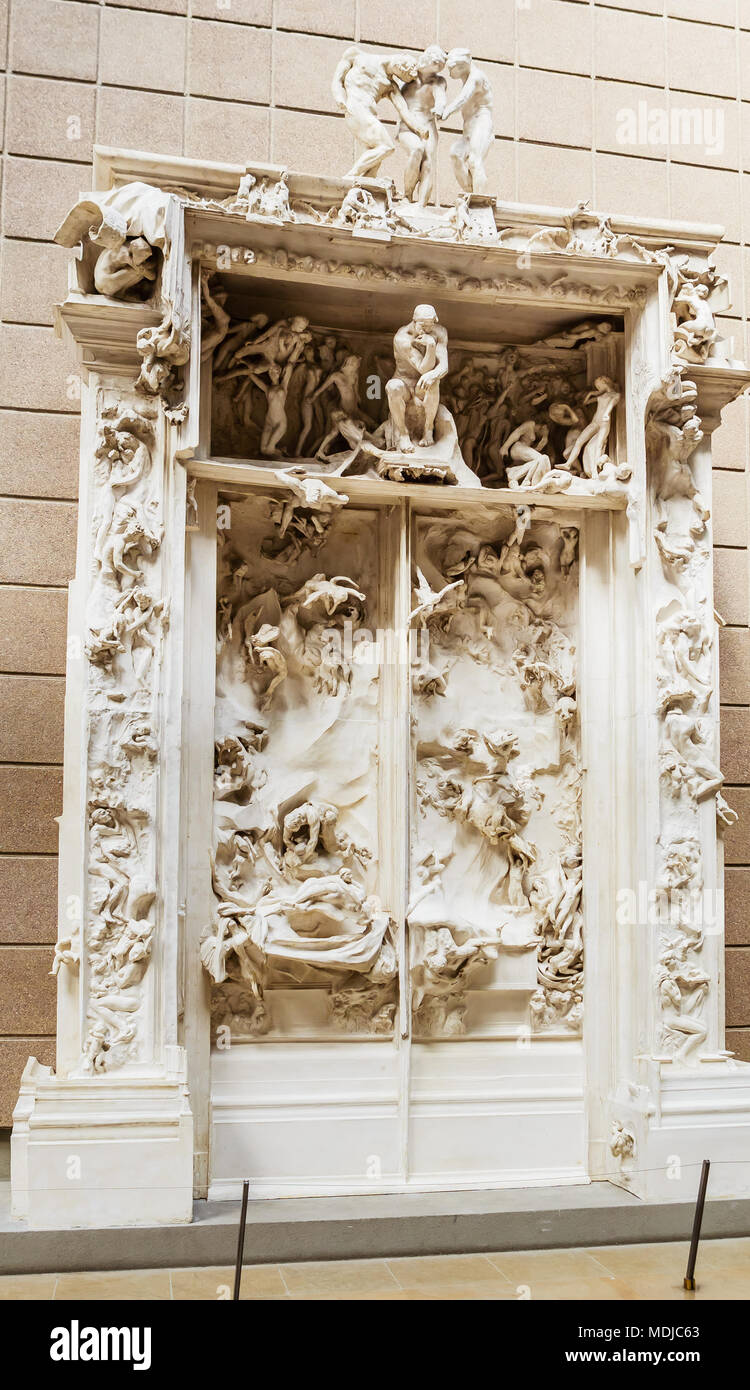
[443, 74, 474, 122]
[310, 369, 339, 401]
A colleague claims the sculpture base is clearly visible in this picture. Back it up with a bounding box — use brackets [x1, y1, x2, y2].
[10, 1049, 193, 1229]
[610, 1060, 750, 1201]
[378, 405, 482, 488]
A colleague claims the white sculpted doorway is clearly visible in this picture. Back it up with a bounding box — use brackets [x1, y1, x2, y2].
[205, 488, 586, 1197]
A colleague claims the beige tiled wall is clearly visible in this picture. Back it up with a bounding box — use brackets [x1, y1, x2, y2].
[1, 0, 749, 1123]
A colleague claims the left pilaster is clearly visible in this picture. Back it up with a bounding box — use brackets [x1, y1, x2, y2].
[11, 277, 194, 1228]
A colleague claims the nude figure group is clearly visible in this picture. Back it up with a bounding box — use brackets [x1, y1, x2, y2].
[332, 44, 494, 203]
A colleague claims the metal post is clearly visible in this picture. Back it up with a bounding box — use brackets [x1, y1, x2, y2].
[233, 1179, 250, 1301]
[683, 1159, 710, 1291]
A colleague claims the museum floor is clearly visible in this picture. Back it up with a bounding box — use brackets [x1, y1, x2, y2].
[1, 1239, 748, 1301]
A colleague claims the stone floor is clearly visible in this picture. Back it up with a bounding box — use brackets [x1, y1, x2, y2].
[0, 1238, 748, 1300]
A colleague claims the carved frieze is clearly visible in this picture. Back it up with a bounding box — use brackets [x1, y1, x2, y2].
[62, 398, 168, 1073]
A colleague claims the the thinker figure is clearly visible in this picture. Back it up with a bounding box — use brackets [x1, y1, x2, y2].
[386, 304, 448, 453]
[332, 47, 422, 179]
[443, 49, 494, 195]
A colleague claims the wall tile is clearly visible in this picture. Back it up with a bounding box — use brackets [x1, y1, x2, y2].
[0, 858, 58, 945]
[0, 587, 69, 674]
[712, 394, 748, 472]
[0, 410, 79, 500]
[6, 75, 95, 160]
[595, 152, 669, 220]
[518, 141, 592, 209]
[720, 628, 750, 705]
[190, 19, 271, 103]
[719, 705, 750, 785]
[519, 69, 592, 150]
[711, 244, 745, 324]
[726, 948, 750, 1025]
[1, 157, 92, 243]
[272, 108, 353, 176]
[713, 471, 748, 547]
[359, 0, 437, 52]
[715, 548, 750, 626]
[192, 0, 272, 22]
[0, 499, 78, 586]
[96, 87, 185, 159]
[597, 0, 663, 12]
[727, 1027, 750, 1062]
[723, 788, 750, 863]
[0, 947, 57, 1035]
[595, 80, 669, 162]
[185, 97, 270, 164]
[726, 868, 750, 947]
[99, 6, 186, 93]
[667, 0, 736, 23]
[670, 163, 741, 241]
[668, 91, 739, 172]
[667, 18, 738, 99]
[0, 241, 72, 327]
[0, 676, 65, 764]
[274, 30, 343, 114]
[0, 1039, 56, 1128]
[0, 326, 79, 414]
[10, 0, 99, 82]
[275, 0, 355, 38]
[0, 766, 63, 854]
[108, 0, 187, 10]
[439, 0, 515, 65]
[595, 7, 665, 88]
[519, 0, 592, 78]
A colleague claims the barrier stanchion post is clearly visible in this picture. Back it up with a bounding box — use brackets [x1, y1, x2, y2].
[233, 1179, 250, 1301]
[684, 1159, 710, 1291]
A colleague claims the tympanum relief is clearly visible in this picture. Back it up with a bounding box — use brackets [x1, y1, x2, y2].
[409, 509, 582, 1038]
[202, 494, 397, 1038]
[208, 285, 625, 499]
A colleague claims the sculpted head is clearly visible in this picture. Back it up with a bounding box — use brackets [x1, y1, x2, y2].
[412, 303, 439, 331]
[446, 47, 472, 79]
[418, 44, 447, 77]
[387, 54, 420, 84]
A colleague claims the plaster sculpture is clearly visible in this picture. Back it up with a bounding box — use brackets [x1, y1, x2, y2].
[54, 180, 171, 300]
[210, 300, 627, 498]
[332, 47, 421, 180]
[646, 359, 734, 1066]
[442, 49, 495, 196]
[21, 143, 750, 1226]
[70, 397, 168, 1074]
[331, 43, 494, 202]
[398, 46, 448, 207]
[136, 309, 191, 409]
[380, 304, 479, 485]
[409, 510, 582, 1037]
[204, 494, 396, 1036]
